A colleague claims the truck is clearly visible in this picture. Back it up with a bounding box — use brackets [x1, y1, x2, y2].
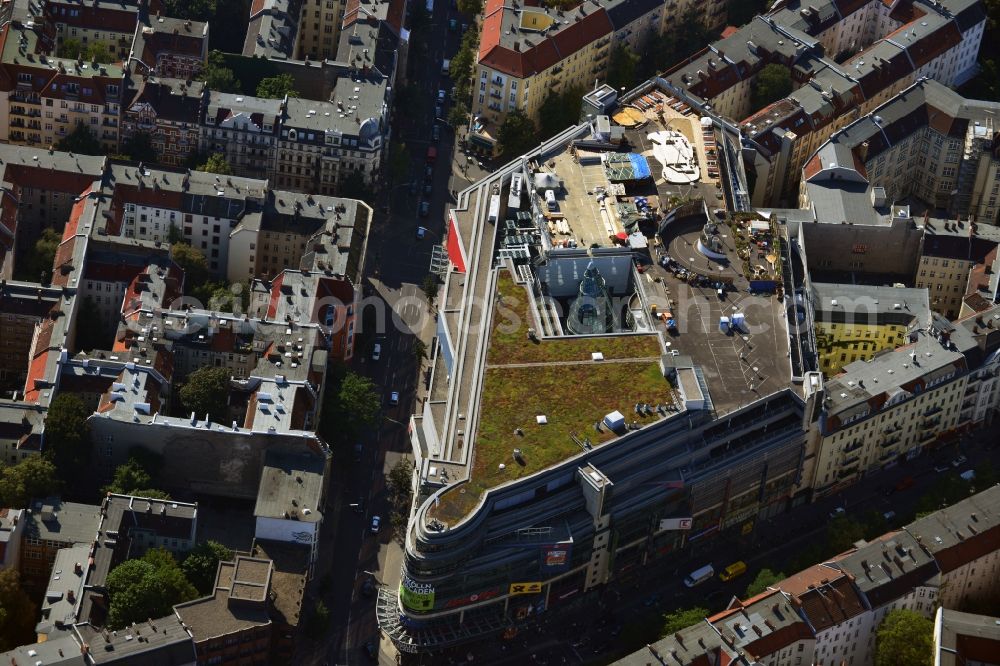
[662, 309, 677, 332]
[487, 194, 501, 225]
[684, 564, 715, 587]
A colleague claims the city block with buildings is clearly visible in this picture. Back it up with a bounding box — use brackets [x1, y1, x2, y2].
[0, 0, 400, 194]
[614, 485, 1000, 666]
[374, 58, 1000, 653]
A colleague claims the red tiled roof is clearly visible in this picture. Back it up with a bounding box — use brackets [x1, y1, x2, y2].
[51, 237, 78, 287]
[744, 622, 814, 660]
[266, 273, 285, 319]
[22, 350, 51, 403]
[478, 0, 613, 78]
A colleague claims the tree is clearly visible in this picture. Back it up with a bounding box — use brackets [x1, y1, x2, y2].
[103, 457, 170, 499]
[448, 105, 469, 130]
[662, 607, 708, 635]
[0, 456, 60, 508]
[256, 73, 298, 99]
[182, 541, 233, 594]
[497, 109, 537, 158]
[305, 599, 331, 639]
[199, 51, 241, 94]
[727, 0, 768, 28]
[413, 339, 428, 361]
[874, 609, 933, 666]
[752, 64, 793, 110]
[0, 568, 36, 651]
[827, 515, 866, 553]
[607, 46, 640, 91]
[745, 568, 785, 597]
[318, 368, 380, 446]
[538, 86, 585, 139]
[44, 393, 92, 475]
[422, 274, 439, 303]
[456, 0, 482, 14]
[179, 366, 231, 423]
[55, 122, 104, 155]
[122, 132, 158, 163]
[338, 171, 373, 204]
[106, 549, 198, 629]
[197, 152, 233, 175]
[165, 0, 216, 21]
[172, 242, 209, 289]
[14, 227, 61, 283]
[388, 141, 410, 184]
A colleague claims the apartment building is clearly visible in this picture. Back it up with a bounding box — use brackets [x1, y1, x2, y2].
[618, 487, 1000, 666]
[200, 92, 283, 180]
[173, 554, 274, 664]
[0, 508, 24, 570]
[909, 486, 1000, 610]
[916, 222, 1000, 319]
[128, 15, 209, 81]
[657, 0, 986, 206]
[121, 78, 205, 167]
[244, 0, 304, 59]
[296, 0, 346, 61]
[811, 282, 930, 375]
[19, 497, 101, 589]
[45, 0, 158, 61]
[808, 331, 968, 497]
[0, 282, 62, 395]
[473, 0, 681, 131]
[0, 401, 44, 465]
[934, 608, 1000, 664]
[253, 451, 325, 572]
[275, 86, 386, 193]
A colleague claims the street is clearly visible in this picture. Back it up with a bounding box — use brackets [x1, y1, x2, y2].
[298, 3, 485, 665]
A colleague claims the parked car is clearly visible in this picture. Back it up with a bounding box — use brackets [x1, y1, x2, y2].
[409, 180, 418, 196]
[419, 201, 430, 217]
[829, 506, 846, 518]
[389, 391, 400, 406]
[432, 125, 441, 142]
[371, 343, 381, 361]
[952, 455, 968, 468]
[362, 579, 375, 597]
[416, 226, 427, 240]
[353, 442, 363, 462]
[883, 511, 897, 522]
[424, 165, 433, 180]
[370, 515, 381, 533]
[423, 183, 432, 196]
[437, 89, 447, 102]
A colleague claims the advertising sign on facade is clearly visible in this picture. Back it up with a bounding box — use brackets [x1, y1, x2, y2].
[544, 548, 568, 567]
[508, 582, 543, 596]
[399, 575, 436, 611]
[659, 517, 693, 531]
[443, 588, 501, 609]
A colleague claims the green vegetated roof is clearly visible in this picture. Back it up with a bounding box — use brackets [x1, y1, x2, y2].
[429, 271, 671, 524]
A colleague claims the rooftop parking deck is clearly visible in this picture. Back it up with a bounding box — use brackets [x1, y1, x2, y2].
[428, 272, 672, 524]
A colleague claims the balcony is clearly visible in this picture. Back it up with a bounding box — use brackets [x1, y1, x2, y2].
[11, 93, 40, 105]
[919, 430, 937, 443]
[922, 417, 941, 429]
[923, 406, 943, 417]
[837, 466, 859, 479]
[881, 435, 901, 447]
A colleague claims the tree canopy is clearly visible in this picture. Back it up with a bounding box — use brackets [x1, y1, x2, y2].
[538, 85, 585, 139]
[14, 227, 60, 284]
[57, 39, 115, 64]
[745, 568, 785, 597]
[44, 393, 92, 475]
[55, 122, 104, 156]
[164, 0, 215, 21]
[179, 366, 231, 423]
[171, 242, 210, 290]
[337, 171, 373, 204]
[256, 73, 298, 99]
[0, 456, 60, 508]
[752, 64, 794, 110]
[456, 0, 482, 14]
[0, 568, 36, 651]
[103, 457, 170, 499]
[497, 109, 537, 158]
[662, 607, 708, 635]
[106, 549, 198, 629]
[875, 609, 933, 666]
[122, 132, 158, 163]
[199, 51, 241, 94]
[607, 46, 640, 91]
[319, 367, 380, 446]
[198, 153, 233, 175]
[181, 541, 233, 594]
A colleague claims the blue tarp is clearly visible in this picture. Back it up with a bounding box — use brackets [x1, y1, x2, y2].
[628, 153, 651, 180]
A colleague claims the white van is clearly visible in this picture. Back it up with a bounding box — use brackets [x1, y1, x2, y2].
[684, 564, 715, 587]
[441, 59, 450, 75]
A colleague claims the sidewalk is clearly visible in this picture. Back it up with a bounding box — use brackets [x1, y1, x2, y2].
[376, 449, 411, 666]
